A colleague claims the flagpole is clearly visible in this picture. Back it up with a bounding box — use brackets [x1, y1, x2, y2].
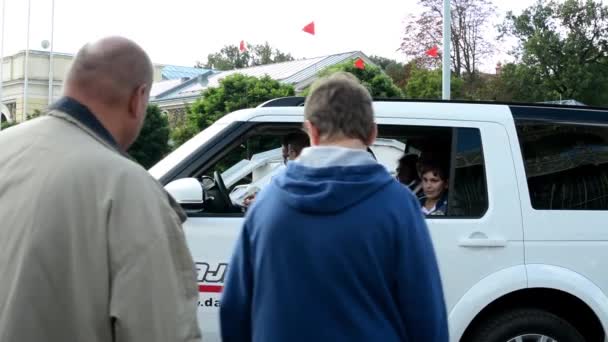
[23, 0, 32, 120]
[442, 0, 451, 100]
[0, 0, 5, 130]
[48, 0, 55, 106]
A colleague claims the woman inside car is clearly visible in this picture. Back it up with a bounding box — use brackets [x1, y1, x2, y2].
[419, 161, 449, 216]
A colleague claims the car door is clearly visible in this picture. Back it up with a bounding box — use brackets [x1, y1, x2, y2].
[173, 117, 302, 341]
[377, 117, 524, 318]
[183, 214, 243, 342]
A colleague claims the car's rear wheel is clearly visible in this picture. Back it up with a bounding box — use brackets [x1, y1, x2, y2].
[466, 308, 585, 342]
[506, 334, 556, 342]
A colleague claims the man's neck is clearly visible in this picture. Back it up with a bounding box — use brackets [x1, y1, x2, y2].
[62, 92, 128, 151]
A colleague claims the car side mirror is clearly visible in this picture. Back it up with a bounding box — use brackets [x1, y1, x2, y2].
[165, 178, 204, 211]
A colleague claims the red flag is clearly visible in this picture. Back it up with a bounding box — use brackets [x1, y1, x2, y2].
[302, 21, 315, 35]
[239, 40, 246, 52]
[425, 46, 439, 58]
[354, 58, 365, 70]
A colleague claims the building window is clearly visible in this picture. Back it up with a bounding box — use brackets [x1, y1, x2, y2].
[4, 102, 16, 121]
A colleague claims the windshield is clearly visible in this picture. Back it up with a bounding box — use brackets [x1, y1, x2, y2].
[148, 122, 228, 180]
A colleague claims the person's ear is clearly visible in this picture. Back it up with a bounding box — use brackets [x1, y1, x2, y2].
[304, 120, 321, 146]
[128, 84, 148, 119]
[366, 123, 378, 146]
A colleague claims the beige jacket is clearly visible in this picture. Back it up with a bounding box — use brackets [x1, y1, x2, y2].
[0, 109, 201, 341]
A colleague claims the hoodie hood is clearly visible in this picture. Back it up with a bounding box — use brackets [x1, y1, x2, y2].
[272, 146, 395, 214]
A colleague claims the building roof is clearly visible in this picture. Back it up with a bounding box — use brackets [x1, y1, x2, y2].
[152, 51, 371, 102]
[11, 49, 75, 58]
[150, 79, 185, 98]
[161, 65, 213, 80]
[207, 55, 328, 86]
[282, 51, 366, 84]
[208, 51, 367, 89]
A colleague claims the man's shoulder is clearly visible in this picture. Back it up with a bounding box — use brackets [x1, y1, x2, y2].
[2, 115, 118, 162]
[0, 116, 137, 176]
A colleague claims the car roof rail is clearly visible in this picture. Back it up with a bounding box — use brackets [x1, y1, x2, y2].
[258, 96, 306, 107]
[257, 96, 608, 112]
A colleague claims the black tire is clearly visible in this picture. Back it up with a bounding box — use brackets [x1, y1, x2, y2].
[466, 308, 586, 342]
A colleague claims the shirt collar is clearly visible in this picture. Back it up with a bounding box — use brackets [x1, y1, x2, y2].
[49, 96, 119, 149]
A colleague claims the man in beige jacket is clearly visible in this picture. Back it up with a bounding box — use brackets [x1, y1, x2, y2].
[0, 37, 201, 341]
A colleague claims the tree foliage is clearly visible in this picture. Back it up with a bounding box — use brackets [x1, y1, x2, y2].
[197, 42, 295, 70]
[128, 105, 171, 169]
[499, 0, 608, 105]
[368, 55, 414, 89]
[171, 74, 295, 147]
[309, 59, 403, 98]
[406, 67, 464, 99]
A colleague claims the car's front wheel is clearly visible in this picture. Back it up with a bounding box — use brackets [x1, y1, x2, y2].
[466, 308, 585, 342]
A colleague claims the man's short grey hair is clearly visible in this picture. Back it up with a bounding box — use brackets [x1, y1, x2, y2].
[304, 72, 374, 143]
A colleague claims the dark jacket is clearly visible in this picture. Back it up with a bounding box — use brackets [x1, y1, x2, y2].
[220, 147, 449, 342]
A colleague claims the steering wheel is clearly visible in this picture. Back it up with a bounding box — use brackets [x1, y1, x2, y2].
[213, 171, 233, 209]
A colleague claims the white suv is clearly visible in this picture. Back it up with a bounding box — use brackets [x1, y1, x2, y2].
[150, 97, 608, 342]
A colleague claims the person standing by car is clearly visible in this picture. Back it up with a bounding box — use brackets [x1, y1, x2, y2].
[220, 72, 448, 342]
[0, 36, 201, 342]
[242, 130, 309, 207]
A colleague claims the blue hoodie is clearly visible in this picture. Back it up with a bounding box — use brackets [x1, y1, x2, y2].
[220, 147, 448, 342]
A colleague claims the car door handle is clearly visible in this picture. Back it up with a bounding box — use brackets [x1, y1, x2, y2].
[459, 232, 507, 248]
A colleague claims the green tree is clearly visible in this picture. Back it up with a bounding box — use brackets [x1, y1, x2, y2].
[501, 0, 608, 105]
[250, 42, 294, 66]
[198, 42, 294, 71]
[127, 105, 171, 169]
[384, 62, 409, 89]
[309, 59, 403, 98]
[171, 74, 295, 147]
[369, 55, 397, 70]
[475, 63, 558, 102]
[200, 45, 250, 70]
[369, 55, 413, 89]
[406, 66, 464, 99]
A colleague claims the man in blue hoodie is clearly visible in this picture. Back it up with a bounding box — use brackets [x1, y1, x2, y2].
[220, 72, 449, 342]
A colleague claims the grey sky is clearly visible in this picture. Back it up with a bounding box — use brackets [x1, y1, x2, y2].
[2, 0, 535, 72]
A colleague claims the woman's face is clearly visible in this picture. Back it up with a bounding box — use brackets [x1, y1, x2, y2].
[422, 170, 447, 200]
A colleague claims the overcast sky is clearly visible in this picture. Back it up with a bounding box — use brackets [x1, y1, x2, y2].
[2, 0, 535, 72]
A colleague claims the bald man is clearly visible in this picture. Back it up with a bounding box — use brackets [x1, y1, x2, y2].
[0, 37, 201, 342]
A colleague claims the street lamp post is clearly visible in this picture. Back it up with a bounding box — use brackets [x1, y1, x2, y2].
[23, 0, 32, 121]
[0, 0, 6, 131]
[48, 0, 55, 106]
[442, 0, 451, 100]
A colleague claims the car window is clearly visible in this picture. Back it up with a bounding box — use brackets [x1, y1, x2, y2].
[378, 124, 488, 218]
[516, 121, 608, 210]
[193, 124, 305, 215]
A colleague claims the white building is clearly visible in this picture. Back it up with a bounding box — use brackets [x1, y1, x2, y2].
[0, 50, 196, 124]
